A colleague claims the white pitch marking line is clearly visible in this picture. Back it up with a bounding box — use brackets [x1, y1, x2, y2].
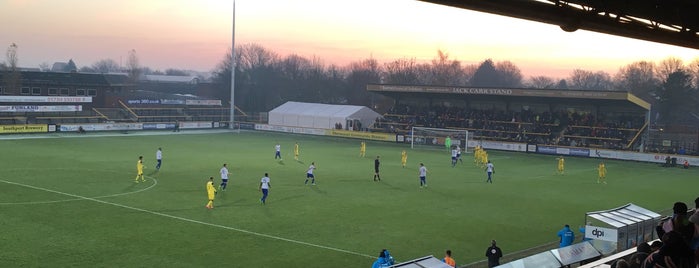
[0, 176, 158, 205]
[0, 179, 375, 259]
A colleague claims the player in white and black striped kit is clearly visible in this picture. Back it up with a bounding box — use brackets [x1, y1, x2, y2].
[304, 162, 316, 185]
[155, 148, 162, 170]
[219, 163, 229, 191]
[418, 163, 428, 188]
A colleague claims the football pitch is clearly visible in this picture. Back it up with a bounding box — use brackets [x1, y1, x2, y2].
[1, 130, 697, 267]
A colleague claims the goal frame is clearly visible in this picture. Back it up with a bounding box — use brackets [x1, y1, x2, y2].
[410, 127, 469, 152]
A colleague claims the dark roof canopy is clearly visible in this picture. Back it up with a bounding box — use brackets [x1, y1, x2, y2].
[0, 71, 110, 86]
[420, 0, 699, 49]
[367, 84, 650, 110]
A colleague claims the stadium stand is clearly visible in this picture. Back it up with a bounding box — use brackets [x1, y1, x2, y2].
[376, 104, 646, 151]
[367, 84, 663, 153]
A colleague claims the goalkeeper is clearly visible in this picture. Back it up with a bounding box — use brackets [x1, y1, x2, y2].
[445, 136, 452, 152]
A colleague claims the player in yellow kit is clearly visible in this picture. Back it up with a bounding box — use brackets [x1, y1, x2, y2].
[401, 150, 408, 168]
[481, 150, 489, 168]
[474, 146, 481, 165]
[360, 141, 366, 157]
[597, 162, 607, 184]
[556, 156, 565, 175]
[294, 142, 300, 161]
[205, 177, 217, 209]
[135, 156, 145, 183]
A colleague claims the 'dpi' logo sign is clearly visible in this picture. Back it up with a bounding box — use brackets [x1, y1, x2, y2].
[584, 225, 617, 242]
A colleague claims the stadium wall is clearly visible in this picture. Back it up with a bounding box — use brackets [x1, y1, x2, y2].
[468, 140, 699, 166]
[254, 123, 395, 141]
[5, 121, 699, 167]
[0, 121, 221, 134]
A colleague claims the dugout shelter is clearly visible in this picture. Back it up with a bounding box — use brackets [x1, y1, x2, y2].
[388, 255, 454, 268]
[584, 203, 662, 252]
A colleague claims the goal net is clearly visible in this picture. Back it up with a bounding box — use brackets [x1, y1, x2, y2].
[410, 127, 469, 152]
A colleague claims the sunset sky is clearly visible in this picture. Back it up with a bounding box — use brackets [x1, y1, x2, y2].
[1, 0, 697, 79]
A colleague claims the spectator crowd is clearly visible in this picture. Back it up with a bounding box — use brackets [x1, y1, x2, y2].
[374, 104, 646, 150]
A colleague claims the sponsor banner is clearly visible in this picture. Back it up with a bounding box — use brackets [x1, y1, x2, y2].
[326, 129, 395, 142]
[0, 105, 82, 112]
[48, 124, 56, 132]
[127, 99, 161, 105]
[255, 124, 327, 136]
[126, 99, 186, 105]
[185, 99, 221, 106]
[569, 148, 590, 157]
[527, 144, 537, 153]
[0, 124, 48, 133]
[585, 225, 618, 242]
[556, 147, 570, 155]
[396, 134, 405, 142]
[160, 99, 185, 105]
[591, 149, 699, 166]
[180, 121, 212, 129]
[368, 84, 629, 100]
[59, 123, 143, 132]
[238, 122, 255, 130]
[550, 241, 600, 266]
[537, 146, 557, 154]
[465, 140, 528, 152]
[142, 123, 176, 130]
[0, 96, 92, 103]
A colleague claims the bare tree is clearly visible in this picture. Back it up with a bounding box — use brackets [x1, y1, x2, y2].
[568, 69, 613, 90]
[165, 68, 189, 76]
[212, 44, 281, 112]
[428, 50, 465, 86]
[687, 58, 699, 88]
[5, 43, 18, 71]
[528, 76, 555, 89]
[383, 58, 419, 84]
[92, 58, 121, 73]
[279, 54, 311, 80]
[346, 57, 383, 108]
[237, 43, 278, 71]
[495, 60, 523, 87]
[3, 43, 21, 94]
[613, 61, 658, 101]
[656, 57, 684, 81]
[462, 63, 478, 85]
[127, 49, 141, 83]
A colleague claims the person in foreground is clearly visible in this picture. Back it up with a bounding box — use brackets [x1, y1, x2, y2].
[371, 249, 394, 268]
[485, 240, 502, 268]
[557, 224, 575, 247]
[443, 249, 456, 267]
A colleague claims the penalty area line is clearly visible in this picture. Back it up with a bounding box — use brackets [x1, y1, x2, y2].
[0, 179, 375, 260]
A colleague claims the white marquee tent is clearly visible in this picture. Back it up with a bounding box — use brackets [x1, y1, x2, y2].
[268, 101, 381, 130]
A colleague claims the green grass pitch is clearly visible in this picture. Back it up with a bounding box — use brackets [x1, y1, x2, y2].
[1, 131, 697, 267]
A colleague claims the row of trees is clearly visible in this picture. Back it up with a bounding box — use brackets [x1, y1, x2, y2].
[211, 43, 699, 124]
